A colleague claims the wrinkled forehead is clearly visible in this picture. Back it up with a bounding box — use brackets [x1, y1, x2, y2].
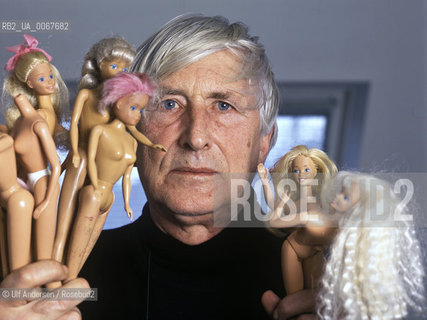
[158, 50, 260, 109]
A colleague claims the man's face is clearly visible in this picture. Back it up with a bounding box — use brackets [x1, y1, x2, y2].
[136, 50, 271, 225]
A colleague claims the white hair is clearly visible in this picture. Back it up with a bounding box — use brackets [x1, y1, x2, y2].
[130, 14, 279, 149]
[317, 172, 425, 319]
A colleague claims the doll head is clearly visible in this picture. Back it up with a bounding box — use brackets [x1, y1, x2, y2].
[317, 172, 425, 319]
[2, 35, 68, 129]
[99, 72, 156, 122]
[78, 37, 135, 90]
[270, 145, 337, 200]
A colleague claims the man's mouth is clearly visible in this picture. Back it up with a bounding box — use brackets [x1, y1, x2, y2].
[170, 167, 218, 176]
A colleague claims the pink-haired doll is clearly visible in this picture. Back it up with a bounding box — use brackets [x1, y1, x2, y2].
[65, 72, 166, 282]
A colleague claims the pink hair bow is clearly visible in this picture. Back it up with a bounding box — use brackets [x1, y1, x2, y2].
[4, 34, 52, 71]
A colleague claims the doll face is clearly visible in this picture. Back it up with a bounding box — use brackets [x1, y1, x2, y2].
[99, 58, 130, 80]
[330, 182, 361, 213]
[26, 62, 55, 95]
[113, 93, 149, 126]
[292, 155, 317, 186]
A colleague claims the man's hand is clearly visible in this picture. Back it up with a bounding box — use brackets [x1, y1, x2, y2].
[0, 260, 89, 320]
[262, 290, 316, 320]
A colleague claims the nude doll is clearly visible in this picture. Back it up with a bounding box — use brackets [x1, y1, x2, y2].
[65, 72, 166, 282]
[53, 37, 136, 263]
[3, 34, 68, 143]
[317, 172, 425, 319]
[257, 145, 337, 294]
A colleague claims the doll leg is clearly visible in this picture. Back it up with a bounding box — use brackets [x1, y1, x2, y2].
[282, 232, 319, 294]
[53, 149, 88, 263]
[33, 175, 59, 262]
[282, 237, 304, 294]
[65, 185, 101, 282]
[0, 208, 8, 278]
[78, 192, 114, 273]
[302, 251, 324, 290]
[7, 188, 34, 271]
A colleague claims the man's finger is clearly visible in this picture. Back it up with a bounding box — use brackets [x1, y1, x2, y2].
[261, 290, 280, 319]
[275, 289, 315, 319]
[57, 307, 81, 320]
[1, 260, 68, 289]
[31, 278, 89, 318]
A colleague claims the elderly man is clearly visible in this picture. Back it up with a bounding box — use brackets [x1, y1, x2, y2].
[0, 14, 314, 320]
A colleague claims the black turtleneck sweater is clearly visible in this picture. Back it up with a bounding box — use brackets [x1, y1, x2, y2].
[79, 205, 285, 319]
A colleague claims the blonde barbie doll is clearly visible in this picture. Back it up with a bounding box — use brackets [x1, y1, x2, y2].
[54, 37, 135, 263]
[3, 34, 68, 140]
[257, 145, 337, 294]
[317, 172, 425, 319]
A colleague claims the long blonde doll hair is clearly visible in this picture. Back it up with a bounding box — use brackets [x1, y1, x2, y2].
[270, 145, 338, 202]
[317, 172, 425, 319]
[2, 51, 68, 129]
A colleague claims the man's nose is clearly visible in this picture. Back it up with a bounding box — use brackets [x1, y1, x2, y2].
[179, 106, 211, 151]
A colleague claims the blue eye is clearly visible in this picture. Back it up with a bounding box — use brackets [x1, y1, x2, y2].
[49, 74, 53, 79]
[344, 195, 349, 201]
[38, 77, 44, 82]
[162, 100, 176, 110]
[305, 168, 310, 172]
[293, 169, 300, 173]
[130, 106, 137, 111]
[110, 64, 118, 70]
[139, 109, 143, 114]
[217, 101, 230, 111]
[123, 67, 128, 72]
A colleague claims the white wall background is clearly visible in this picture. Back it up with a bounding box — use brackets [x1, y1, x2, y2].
[1, 0, 425, 172]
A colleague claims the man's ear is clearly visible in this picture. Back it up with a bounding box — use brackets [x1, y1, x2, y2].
[258, 125, 275, 163]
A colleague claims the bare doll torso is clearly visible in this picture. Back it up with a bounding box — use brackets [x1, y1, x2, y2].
[291, 201, 336, 249]
[92, 123, 137, 211]
[78, 89, 110, 149]
[0, 134, 19, 203]
[37, 108, 56, 136]
[12, 116, 47, 174]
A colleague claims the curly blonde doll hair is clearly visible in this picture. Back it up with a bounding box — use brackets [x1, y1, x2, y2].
[317, 172, 425, 319]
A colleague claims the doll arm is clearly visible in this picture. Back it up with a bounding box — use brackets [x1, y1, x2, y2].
[122, 163, 134, 221]
[70, 89, 89, 167]
[0, 124, 9, 134]
[268, 207, 327, 229]
[87, 125, 103, 191]
[32, 121, 61, 219]
[126, 125, 167, 152]
[257, 163, 275, 210]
